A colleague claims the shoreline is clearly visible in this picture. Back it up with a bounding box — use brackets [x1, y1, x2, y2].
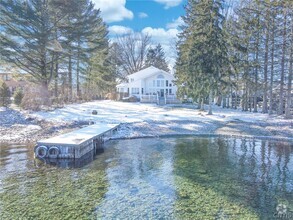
[1, 102, 293, 145]
[108, 132, 293, 142]
[1, 120, 292, 145]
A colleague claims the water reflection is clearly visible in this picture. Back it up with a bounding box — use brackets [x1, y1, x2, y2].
[173, 137, 293, 219]
[0, 137, 292, 219]
[0, 144, 108, 219]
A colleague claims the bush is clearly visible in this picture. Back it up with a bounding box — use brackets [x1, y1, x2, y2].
[0, 80, 11, 107]
[13, 88, 24, 106]
[21, 84, 51, 110]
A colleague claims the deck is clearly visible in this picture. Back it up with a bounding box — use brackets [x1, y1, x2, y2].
[35, 124, 119, 159]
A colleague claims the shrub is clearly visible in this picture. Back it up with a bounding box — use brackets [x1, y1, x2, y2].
[0, 80, 11, 107]
[21, 84, 51, 110]
[13, 88, 24, 106]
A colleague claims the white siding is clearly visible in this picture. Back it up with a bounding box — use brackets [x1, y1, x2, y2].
[116, 67, 178, 99]
[144, 73, 177, 95]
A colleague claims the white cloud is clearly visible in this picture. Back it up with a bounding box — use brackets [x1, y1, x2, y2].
[154, 0, 183, 9]
[142, 27, 178, 44]
[138, 12, 148, 18]
[108, 25, 133, 36]
[92, 0, 133, 23]
[166, 17, 184, 29]
[142, 27, 179, 67]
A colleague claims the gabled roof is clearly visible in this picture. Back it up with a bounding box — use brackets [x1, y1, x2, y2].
[116, 83, 128, 88]
[127, 66, 171, 80]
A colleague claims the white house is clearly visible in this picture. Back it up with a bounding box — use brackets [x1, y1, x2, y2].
[116, 66, 177, 102]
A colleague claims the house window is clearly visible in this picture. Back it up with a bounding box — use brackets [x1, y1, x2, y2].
[169, 83, 172, 87]
[169, 89, 172, 94]
[141, 88, 144, 94]
[157, 79, 165, 87]
[130, 78, 134, 82]
[157, 80, 160, 87]
[131, 88, 139, 94]
[166, 80, 169, 87]
[157, 74, 164, 79]
[153, 80, 156, 87]
[166, 89, 168, 94]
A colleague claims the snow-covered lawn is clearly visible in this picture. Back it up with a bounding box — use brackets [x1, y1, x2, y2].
[30, 100, 291, 125]
[1, 100, 292, 143]
[27, 100, 292, 140]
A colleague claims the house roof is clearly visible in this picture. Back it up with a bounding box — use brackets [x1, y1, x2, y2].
[116, 83, 128, 88]
[127, 66, 171, 80]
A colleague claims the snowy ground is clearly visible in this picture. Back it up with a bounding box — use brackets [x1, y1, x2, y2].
[0, 101, 292, 144]
[29, 100, 290, 124]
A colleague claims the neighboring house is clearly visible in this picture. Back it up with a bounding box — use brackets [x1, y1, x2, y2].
[116, 66, 180, 104]
[0, 68, 27, 94]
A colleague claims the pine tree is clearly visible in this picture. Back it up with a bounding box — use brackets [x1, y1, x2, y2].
[0, 80, 10, 107]
[0, 0, 55, 89]
[175, 0, 231, 114]
[13, 88, 24, 106]
[145, 44, 169, 72]
[84, 46, 116, 99]
[60, 0, 106, 99]
[175, 0, 200, 103]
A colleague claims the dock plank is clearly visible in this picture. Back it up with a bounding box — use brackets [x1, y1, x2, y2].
[38, 124, 119, 146]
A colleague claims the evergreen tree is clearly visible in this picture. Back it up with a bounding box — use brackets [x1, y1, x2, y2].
[0, 0, 112, 103]
[175, 0, 231, 114]
[59, 0, 108, 99]
[0, 0, 56, 89]
[0, 80, 10, 107]
[13, 88, 24, 106]
[84, 43, 116, 99]
[145, 44, 170, 72]
[67, 0, 108, 98]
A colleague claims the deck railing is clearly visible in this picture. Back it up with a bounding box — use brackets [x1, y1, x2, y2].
[141, 94, 181, 104]
[141, 94, 157, 103]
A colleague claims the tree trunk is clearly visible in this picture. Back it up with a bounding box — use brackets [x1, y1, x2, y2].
[208, 91, 213, 115]
[222, 95, 226, 108]
[269, 11, 275, 115]
[230, 86, 234, 109]
[262, 11, 270, 113]
[200, 98, 205, 111]
[244, 85, 248, 111]
[278, 8, 287, 115]
[68, 52, 73, 101]
[196, 98, 201, 109]
[254, 11, 260, 113]
[54, 54, 59, 98]
[285, 23, 292, 119]
[76, 39, 81, 98]
[234, 81, 238, 109]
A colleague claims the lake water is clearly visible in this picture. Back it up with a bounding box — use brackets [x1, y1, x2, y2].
[0, 137, 292, 219]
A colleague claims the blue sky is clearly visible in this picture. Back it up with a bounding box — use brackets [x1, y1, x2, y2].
[112, 0, 186, 31]
[92, 0, 188, 67]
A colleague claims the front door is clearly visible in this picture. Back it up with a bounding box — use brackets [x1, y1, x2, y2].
[160, 89, 164, 97]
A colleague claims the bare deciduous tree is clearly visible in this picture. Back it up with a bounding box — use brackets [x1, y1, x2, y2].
[115, 33, 151, 78]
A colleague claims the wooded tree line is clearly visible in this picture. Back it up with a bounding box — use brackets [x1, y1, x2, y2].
[111, 34, 170, 81]
[175, 0, 292, 118]
[0, 0, 170, 105]
[0, 0, 114, 103]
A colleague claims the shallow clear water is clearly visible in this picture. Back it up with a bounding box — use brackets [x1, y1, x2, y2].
[0, 137, 292, 219]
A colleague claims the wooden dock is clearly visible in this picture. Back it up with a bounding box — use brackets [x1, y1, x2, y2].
[35, 124, 119, 159]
